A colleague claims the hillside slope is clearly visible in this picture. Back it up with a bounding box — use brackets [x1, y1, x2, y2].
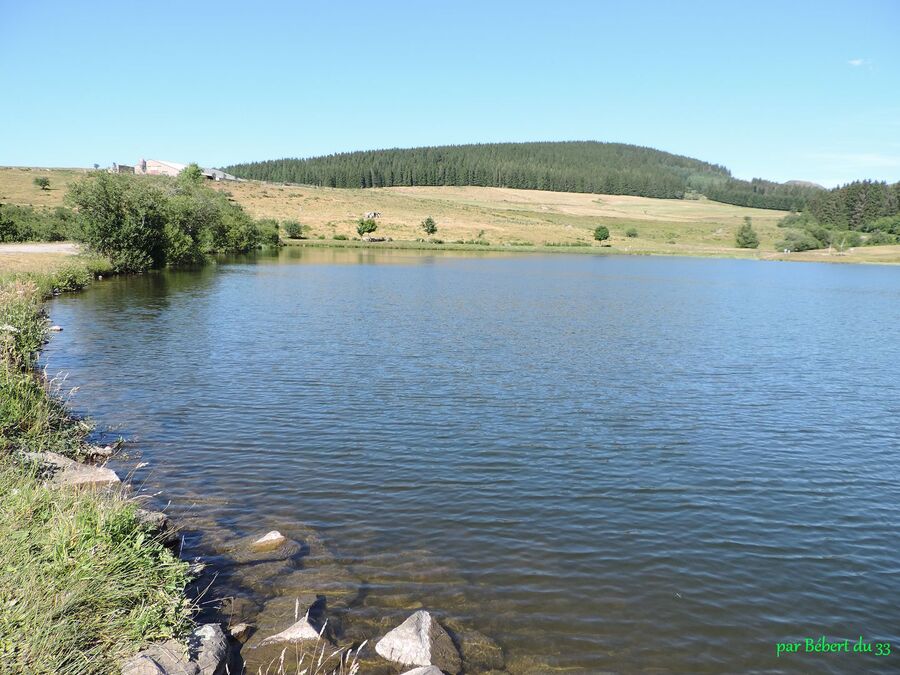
[225, 141, 818, 210]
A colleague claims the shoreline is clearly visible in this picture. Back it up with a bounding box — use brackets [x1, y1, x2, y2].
[281, 237, 900, 266]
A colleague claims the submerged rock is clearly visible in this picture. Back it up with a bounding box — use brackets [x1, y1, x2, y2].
[258, 614, 322, 646]
[443, 619, 505, 672]
[227, 622, 253, 642]
[252, 530, 287, 551]
[375, 610, 461, 674]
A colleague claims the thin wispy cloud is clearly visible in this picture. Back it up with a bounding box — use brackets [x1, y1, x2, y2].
[848, 58, 868, 67]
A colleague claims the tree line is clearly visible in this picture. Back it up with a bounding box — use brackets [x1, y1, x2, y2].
[225, 141, 824, 210]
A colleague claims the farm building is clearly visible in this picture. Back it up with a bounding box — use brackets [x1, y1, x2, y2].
[134, 158, 187, 177]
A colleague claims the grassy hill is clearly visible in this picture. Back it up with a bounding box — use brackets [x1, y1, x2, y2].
[225, 141, 820, 210]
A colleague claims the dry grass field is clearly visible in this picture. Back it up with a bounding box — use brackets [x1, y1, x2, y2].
[2, 167, 898, 264]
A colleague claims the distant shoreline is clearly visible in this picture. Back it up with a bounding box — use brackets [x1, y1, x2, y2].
[281, 238, 900, 266]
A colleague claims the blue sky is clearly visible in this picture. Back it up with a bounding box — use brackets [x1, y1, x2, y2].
[1, 1, 898, 186]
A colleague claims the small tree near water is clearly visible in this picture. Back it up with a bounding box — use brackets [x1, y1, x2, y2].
[421, 216, 437, 236]
[593, 225, 610, 242]
[735, 217, 759, 249]
[33, 177, 50, 191]
[357, 218, 378, 237]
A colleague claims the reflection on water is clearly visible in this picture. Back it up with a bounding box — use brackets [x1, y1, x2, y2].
[43, 249, 900, 673]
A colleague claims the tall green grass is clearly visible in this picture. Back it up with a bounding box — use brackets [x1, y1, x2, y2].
[0, 256, 193, 674]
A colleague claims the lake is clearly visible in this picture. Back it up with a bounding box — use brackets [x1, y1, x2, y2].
[43, 248, 900, 673]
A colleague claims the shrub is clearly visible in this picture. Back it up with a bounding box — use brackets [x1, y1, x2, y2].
[862, 214, 900, 235]
[625, 227, 638, 238]
[778, 211, 817, 229]
[333, 234, 348, 240]
[283, 220, 306, 238]
[863, 231, 897, 245]
[356, 218, 377, 236]
[776, 230, 822, 252]
[735, 217, 759, 249]
[593, 225, 610, 242]
[67, 171, 270, 271]
[421, 216, 437, 236]
[0, 205, 78, 243]
[33, 176, 50, 190]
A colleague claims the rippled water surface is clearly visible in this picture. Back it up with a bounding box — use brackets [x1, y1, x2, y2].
[44, 249, 900, 673]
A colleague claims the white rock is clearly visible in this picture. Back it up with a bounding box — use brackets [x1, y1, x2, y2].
[400, 668, 444, 675]
[22, 450, 121, 489]
[189, 623, 229, 675]
[57, 463, 121, 488]
[375, 610, 461, 674]
[49, 325, 63, 332]
[252, 530, 286, 550]
[258, 614, 321, 646]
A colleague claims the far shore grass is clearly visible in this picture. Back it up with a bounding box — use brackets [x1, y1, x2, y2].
[0, 254, 194, 674]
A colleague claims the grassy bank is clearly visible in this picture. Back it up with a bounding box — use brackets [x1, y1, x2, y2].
[0, 256, 193, 674]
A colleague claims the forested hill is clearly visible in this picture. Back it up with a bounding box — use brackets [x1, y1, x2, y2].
[225, 141, 819, 210]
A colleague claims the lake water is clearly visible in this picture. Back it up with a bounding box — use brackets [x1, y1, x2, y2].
[43, 248, 900, 674]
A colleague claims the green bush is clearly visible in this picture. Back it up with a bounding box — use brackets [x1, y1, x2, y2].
[32, 176, 50, 191]
[863, 231, 897, 245]
[283, 220, 306, 238]
[862, 214, 900, 235]
[776, 230, 822, 252]
[421, 216, 437, 236]
[0, 205, 78, 243]
[593, 225, 610, 242]
[735, 217, 760, 249]
[778, 211, 818, 229]
[356, 218, 378, 236]
[67, 171, 273, 271]
[333, 234, 348, 240]
[625, 227, 638, 238]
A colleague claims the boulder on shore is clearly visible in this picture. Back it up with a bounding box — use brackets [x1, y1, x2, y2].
[188, 624, 229, 675]
[375, 610, 461, 674]
[399, 667, 445, 675]
[120, 624, 230, 675]
[120, 639, 198, 675]
[21, 451, 120, 489]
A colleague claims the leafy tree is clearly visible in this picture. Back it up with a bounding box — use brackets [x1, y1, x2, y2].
[593, 225, 610, 242]
[33, 177, 50, 191]
[283, 220, 305, 238]
[735, 217, 759, 248]
[178, 163, 205, 186]
[357, 218, 378, 236]
[421, 216, 437, 236]
[67, 173, 168, 271]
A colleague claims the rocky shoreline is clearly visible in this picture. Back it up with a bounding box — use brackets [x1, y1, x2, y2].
[20, 405, 508, 675]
